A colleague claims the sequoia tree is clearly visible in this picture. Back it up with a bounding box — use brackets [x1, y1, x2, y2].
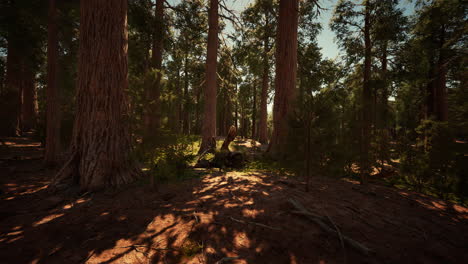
[199, 0, 219, 153]
[268, 0, 299, 155]
[53, 0, 137, 191]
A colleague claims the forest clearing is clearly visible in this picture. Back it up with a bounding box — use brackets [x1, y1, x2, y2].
[1, 135, 467, 263]
[1, 0, 467, 263]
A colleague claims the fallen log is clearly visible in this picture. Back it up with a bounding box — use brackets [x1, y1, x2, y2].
[288, 198, 372, 256]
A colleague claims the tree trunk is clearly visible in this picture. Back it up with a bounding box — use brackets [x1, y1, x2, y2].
[234, 81, 238, 130]
[199, 0, 218, 153]
[53, 0, 137, 191]
[3, 36, 21, 136]
[221, 125, 236, 151]
[20, 65, 37, 132]
[183, 54, 190, 134]
[252, 82, 257, 139]
[143, 0, 164, 139]
[45, 0, 61, 165]
[267, 0, 299, 156]
[435, 24, 448, 122]
[258, 38, 269, 144]
[360, 0, 372, 182]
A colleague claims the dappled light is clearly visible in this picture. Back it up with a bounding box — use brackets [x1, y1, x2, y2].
[1, 0, 467, 263]
[1, 136, 467, 263]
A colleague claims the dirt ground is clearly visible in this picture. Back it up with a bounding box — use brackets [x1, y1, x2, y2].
[1, 136, 467, 264]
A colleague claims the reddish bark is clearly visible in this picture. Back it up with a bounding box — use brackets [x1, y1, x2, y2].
[267, 0, 299, 155]
[199, 0, 219, 153]
[54, 0, 138, 191]
[252, 82, 257, 139]
[45, 0, 61, 165]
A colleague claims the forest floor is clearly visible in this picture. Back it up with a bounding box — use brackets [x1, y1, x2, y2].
[1, 136, 468, 264]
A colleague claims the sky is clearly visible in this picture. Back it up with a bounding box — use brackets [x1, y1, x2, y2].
[218, 0, 416, 60]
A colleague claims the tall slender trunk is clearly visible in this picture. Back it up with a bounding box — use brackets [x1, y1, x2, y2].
[234, 81, 238, 130]
[5, 43, 22, 136]
[379, 41, 389, 165]
[252, 82, 257, 139]
[53, 0, 137, 191]
[144, 0, 164, 139]
[21, 66, 37, 131]
[183, 54, 190, 134]
[426, 58, 436, 119]
[199, 0, 218, 153]
[45, 0, 61, 165]
[268, 0, 299, 155]
[175, 68, 182, 133]
[436, 24, 448, 122]
[360, 0, 372, 182]
[258, 23, 269, 144]
[381, 42, 388, 124]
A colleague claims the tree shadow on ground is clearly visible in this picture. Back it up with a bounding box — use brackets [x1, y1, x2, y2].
[0, 138, 467, 264]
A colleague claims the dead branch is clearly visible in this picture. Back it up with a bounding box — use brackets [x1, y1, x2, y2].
[221, 126, 237, 151]
[289, 199, 372, 256]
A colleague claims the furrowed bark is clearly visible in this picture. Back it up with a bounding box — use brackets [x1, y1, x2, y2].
[53, 0, 138, 191]
[44, 0, 61, 165]
[199, 0, 219, 153]
[267, 0, 299, 156]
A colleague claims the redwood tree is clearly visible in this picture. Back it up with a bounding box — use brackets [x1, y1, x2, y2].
[199, 0, 218, 153]
[54, 0, 137, 191]
[45, 0, 61, 165]
[267, 0, 299, 155]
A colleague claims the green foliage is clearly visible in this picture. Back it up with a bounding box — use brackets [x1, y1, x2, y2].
[285, 86, 356, 178]
[139, 132, 198, 183]
[398, 120, 466, 200]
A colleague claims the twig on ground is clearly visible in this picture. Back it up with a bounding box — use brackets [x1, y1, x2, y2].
[326, 213, 347, 263]
[118, 245, 177, 251]
[229, 216, 281, 231]
[215, 256, 240, 264]
[289, 199, 372, 256]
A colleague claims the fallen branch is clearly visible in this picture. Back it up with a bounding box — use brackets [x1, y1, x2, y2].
[289, 199, 372, 256]
[215, 256, 240, 264]
[119, 245, 177, 251]
[229, 216, 281, 231]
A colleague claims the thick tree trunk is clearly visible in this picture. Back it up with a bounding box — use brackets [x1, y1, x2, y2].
[199, 0, 218, 153]
[53, 0, 137, 191]
[45, 0, 61, 165]
[267, 0, 299, 155]
[143, 0, 164, 139]
[360, 0, 372, 182]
